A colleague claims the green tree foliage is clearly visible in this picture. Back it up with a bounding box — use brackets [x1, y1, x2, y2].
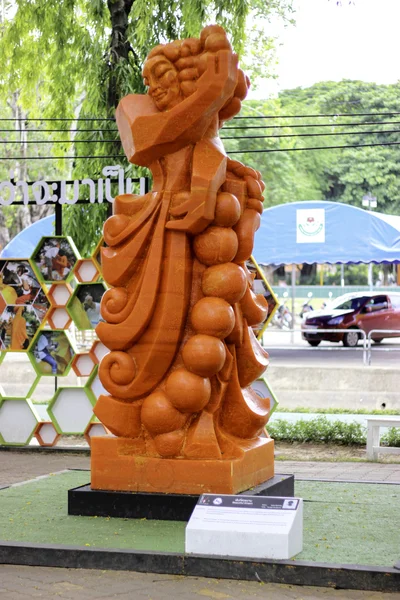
[0, 0, 293, 254]
[226, 80, 400, 215]
[0, 0, 293, 177]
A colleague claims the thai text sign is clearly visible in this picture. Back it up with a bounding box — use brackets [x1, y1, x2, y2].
[0, 166, 146, 206]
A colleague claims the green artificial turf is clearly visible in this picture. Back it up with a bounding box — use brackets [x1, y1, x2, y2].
[0, 470, 398, 567]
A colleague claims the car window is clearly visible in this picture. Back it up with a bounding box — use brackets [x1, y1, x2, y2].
[389, 295, 400, 309]
[364, 295, 388, 311]
[331, 296, 369, 310]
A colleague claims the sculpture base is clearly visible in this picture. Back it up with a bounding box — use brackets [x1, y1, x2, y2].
[68, 474, 294, 521]
[90, 436, 274, 495]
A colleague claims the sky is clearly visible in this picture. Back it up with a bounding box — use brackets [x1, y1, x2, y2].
[250, 0, 400, 98]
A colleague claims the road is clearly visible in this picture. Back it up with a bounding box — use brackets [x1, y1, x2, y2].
[262, 328, 400, 367]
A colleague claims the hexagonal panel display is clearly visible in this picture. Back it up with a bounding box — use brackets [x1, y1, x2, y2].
[0, 305, 41, 351]
[251, 377, 279, 416]
[48, 282, 73, 307]
[90, 373, 107, 400]
[48, 387, 95, 434]
[84, 421, 109, 445]
[47, 307, 72, 330]
[0, 398, 38, 445]
[0, 352, 39, 398]
[34, 421, 60, 447]
[86, 366, 107, 400]
[90, 340, 109, 364]
[32, 289, 51, 323]
[0, 259, 43, 305]
[67, 282, 106, 330]
[92, 237, 104, 270]
[72, 353, 96, 377]
[30, 330, 75, 376]
[248, 257, 279, 337]
[31, 236, 79, 283]
[74, 259, 100, 283]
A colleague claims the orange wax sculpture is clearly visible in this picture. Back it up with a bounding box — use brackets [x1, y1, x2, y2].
[91, 25, 274, 494]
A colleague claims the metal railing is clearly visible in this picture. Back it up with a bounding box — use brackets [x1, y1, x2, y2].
[262, 327, 400, 366]
[366, 329, 400, 366]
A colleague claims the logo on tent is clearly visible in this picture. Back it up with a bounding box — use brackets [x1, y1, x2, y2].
[296, 209, 325, 244]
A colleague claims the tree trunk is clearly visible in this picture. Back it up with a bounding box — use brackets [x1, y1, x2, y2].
[107, 0, 135, 109]
[0, 212, 10, 252]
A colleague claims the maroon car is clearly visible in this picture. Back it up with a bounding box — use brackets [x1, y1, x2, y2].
[301, 291, 400, 347]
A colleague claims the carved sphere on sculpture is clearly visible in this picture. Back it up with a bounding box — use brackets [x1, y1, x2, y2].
[182, 334, 226, 377]
[193, 226, 238, 266]
[166, 368, 211, 412]
[214, 192, 241, 227]
[191, 297, 235, 338]
[154, 430, 185, 457]
[201, 262, 247, 305]
[141, 390, 186, 435]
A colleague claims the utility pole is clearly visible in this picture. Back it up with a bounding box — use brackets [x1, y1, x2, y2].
[362, 193, 377, 290]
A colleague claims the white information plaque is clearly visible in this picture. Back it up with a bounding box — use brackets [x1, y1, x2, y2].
[186, 494, 303, 560]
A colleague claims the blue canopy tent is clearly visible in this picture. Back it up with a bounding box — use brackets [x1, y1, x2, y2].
[252, 201, 400, 337]
[1, 214, 54, 258]
[253, 201, 400, 265]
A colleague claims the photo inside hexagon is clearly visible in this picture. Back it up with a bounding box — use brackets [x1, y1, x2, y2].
[32, 289, 51, 322]
[32, 237, 78, 283]
[0, 259, 42, 305]
[0, 352, 38, 398]
[0, 305, 40, 351]
[31, 330, 74, 376]
[68, 283, 106, 330]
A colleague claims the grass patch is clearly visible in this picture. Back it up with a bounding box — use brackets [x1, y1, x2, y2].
[0, 472, 399, 567]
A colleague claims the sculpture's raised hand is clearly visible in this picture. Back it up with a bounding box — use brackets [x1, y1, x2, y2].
[197, 50, 239, 105]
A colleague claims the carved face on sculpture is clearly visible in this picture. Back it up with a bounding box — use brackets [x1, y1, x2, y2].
[143, 56, 182, 111]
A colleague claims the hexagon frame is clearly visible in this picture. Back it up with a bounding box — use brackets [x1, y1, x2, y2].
[0, 352, 41, 399]
[84, 421, 109, 446]
[249, 255, 279, 340]
[0, 258, 44, 306]
[74, 258, 100, 284]
[29, 329, 76, 377]
[71, 353, 96, 378]
[89, 340, 109, 365]
[85, 365, 108, 401]
[0, 303, 45, 353]
[66, 281, 107, 331]
[34, 421, 61, 447]
[0, 397, 39, 446]
[48, 386, 96, 435]
[91, 237, 104, 274]
[251, 376, 279, 417]
[30, 235, 80, 285]
[47, 307, 72, 330]
[47, 282, 74, 307]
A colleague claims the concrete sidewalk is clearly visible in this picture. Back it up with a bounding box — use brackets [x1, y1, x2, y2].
[0, 450, 399, 600]
[1, 449, 399, 487]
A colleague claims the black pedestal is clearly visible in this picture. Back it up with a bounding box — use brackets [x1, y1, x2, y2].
[68, 474, 294, 521]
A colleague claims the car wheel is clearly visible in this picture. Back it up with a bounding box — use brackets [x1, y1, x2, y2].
[372, 338, 383, 344]
[307, 340, 321, 347]
[343, 329, 360, 347]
